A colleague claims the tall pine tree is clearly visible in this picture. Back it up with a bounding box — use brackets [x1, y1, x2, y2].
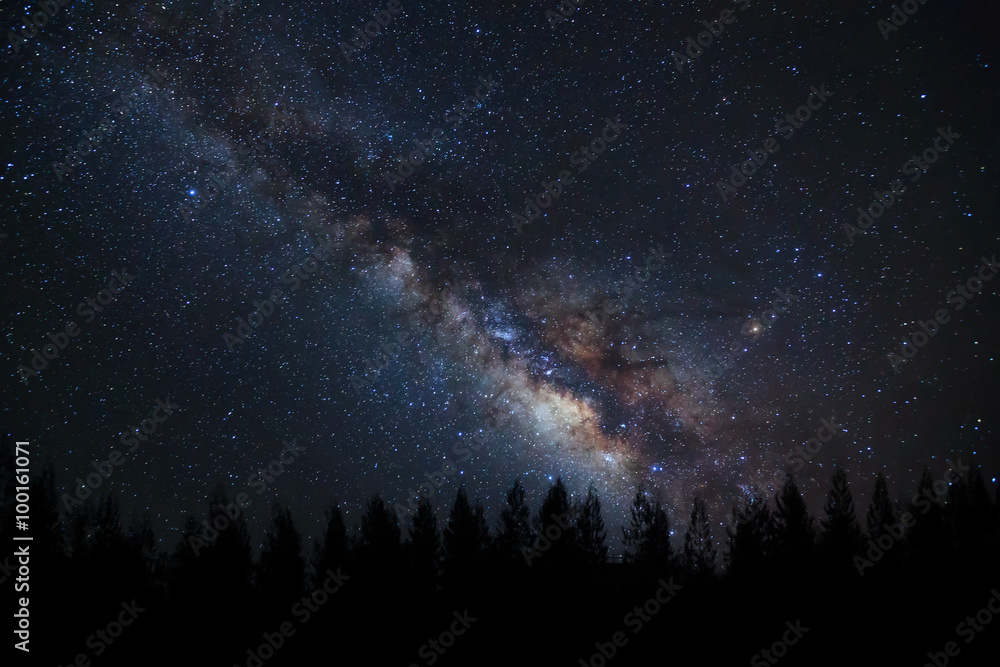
[576, 483, 608, 565]
[496, 479, 534, 566]
[442, 487, 490, 594]
[683, 496, 716, 583]
[725, 491, 772, 581]
[772, 472, 815, 574]
[623, 487, 673, 571]
[866, 471, 899, 542]
[819, 466, 863, 568]
[405, 497, 441, 593]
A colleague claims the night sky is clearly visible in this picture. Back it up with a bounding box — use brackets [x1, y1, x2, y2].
[3, 0, 999, 554]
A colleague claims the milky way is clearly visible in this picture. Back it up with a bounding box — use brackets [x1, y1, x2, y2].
[3, 0, 999, 551]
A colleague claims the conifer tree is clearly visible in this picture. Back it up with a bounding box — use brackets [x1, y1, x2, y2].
[819, 467, 863, 568]
[772, 472, 815, 573]
[496, 479, 534, 564]
[624, 487, 673, 570]
[259, 503, 306, 606]
[406, 497, 441, 589]
[725, 491, 772, 580]
[576, 483, 608, 565]
[866, 471, 899, 542]
[683, 496, 716, 582]
[442, 487, 490, 592]
[314, 502, 350, 583]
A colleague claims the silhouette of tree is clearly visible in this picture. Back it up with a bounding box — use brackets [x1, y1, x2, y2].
[533, 477, 579, 567]
[576, 483, 608, 565]
[356, 492, 403, 583]
[442, 487, 490, 595]
[866, 472, 899, 542]
[819, 466, 863, 568]
[495, 479, 534, 566]
[725, 491, 772, 580]
[622, 487, 649, 563]
[405, 497, 441, 594]
[313, 502, 350, 584]
[259, 503, 306, 609]
[772, 472, 815, 575]
[623, 487, 673, 571]
[683, 496, 716, 583]
[171, 483, 255, 613]
[126, 512, 157, 597]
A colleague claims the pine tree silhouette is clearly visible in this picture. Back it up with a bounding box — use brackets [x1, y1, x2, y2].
[259, 503, 306, 610]
[356, 492, 403, 585]
[866, 471, 899, 543]
[772, 472, 815, 576]
[313, 502, 350, 585]
[819, 466, 863, 569]
[405, 497, 441, 595]
[442, 487, 490, 596]
[495, 479, 534, 567]
[576, 483, 608, 565]
[623, 487, 672, 571]
[725, 491, 772, 581]
[683, 495, 716, 583]
[533, 477, 579, 568]
[126, 512, 157, 598]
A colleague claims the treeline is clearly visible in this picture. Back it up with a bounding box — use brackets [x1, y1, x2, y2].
[2, 439, 999, 666]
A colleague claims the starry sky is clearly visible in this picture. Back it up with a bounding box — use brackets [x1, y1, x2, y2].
[3, 0, 999, 553]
